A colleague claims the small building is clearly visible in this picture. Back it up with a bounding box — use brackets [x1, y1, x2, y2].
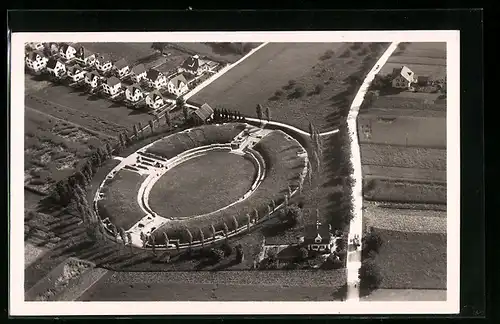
[190, 103, 214, 125]
[95, 53, 113, 74]
[417, 75, 430, 86]
[145, 69, 168, 89]
[66, 64, 86, 83]
[130, 64, 147, 83]
[113, 58, 130, 79]
[75, 46, 96, 67]
[85, 71, 101, 88]
[145, 90, 165, 110]
[102, 76, 122, 96]
[25, 51, 48, 72]
[59, 43, 77, 61]
[391, 65, 417, 89]
[166, 73, 189, 97]
[179, 55, 210, 76]
[303, 223, 334, 253]
[125, 83, 144, 103]
[46, 58, 66, 78]
[28, 42, 44, 51]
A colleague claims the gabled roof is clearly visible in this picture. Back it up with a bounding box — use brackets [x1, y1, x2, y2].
[146, 69, 162, 81]
[46, 58, 63, 69]
[59, 43, 75, 53]
[303, 224, 331, 245]
[393, 65, 416, 83]
[126, 83, 143, 93]
[106, 76, 121, 87]
[67, 64, 84, 74]
[113, 58, 129, 70]
[181, 55, 201, 71]
[76, 46, 94, 59]
[147, 90, 163, 101]
[96, 53, 111, 64]
[192, 103, 214, 121]
[169, 74, 188, 88]
[27, 51, 45, 61]
[131, 63, 146, 75]
[86, 71, 100, 80]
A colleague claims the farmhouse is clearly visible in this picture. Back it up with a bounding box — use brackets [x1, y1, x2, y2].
[130, 64, 147, 83]
[145, 69, 168, 89]
[95, 54, 113, 74]
[190, 103, 214, 125]
[145, 90, 165, 110]
[75, 46, 96, 67]
[179, 55, 210, 76]
[303, 223, 334, 253]
[67, 64, 86, 83]
[46, 58, 66, 78]
[59, 43, 77, 61]
[113, 58, 130, 79]
[391, 66, 417, 89]
[166, 74, 189, 97]
[25, 51, 48, 72]
[85, 71, 101, 88]
[125, 84, 145, 103]
[102, 76, 122, 96]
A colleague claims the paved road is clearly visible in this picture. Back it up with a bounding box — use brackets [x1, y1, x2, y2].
[245, 117, 340, 137]
[345, 41, 400, 302]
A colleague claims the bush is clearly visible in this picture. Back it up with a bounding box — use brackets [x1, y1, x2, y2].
[210, 248, 225, 262]
[319, 50, 334, 60]
[359, 258, 382, 291]
[284, 204, 303, 226]
[314, 84, 324, 94]
[340, 49, 351, 58]
[274, 90, 284, 97]
[298, 247, 309, 261]
[362, 231, 383, 255]
[222, 241, 233, 257]
[350, 42, 363, 50]
[336, 237, 347, 252]
[292, 86, 306, 98]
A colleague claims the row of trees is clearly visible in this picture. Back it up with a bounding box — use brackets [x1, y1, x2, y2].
[212, 107, 246, 123]
[359, 229, 384, 292]
[255, 103, 271, 121]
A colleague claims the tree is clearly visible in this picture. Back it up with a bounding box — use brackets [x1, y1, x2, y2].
[267, 248, 277, 262]
[151, 42, 166, 52]
[253, 208, 259, 220]
[210, 224, 216, 241]
[185, 228, 193, 247]
[256, 104, 263, 120]
[163, 232, 169, 247]
[265, 106, 271, 121]
[149, 235, 157, 256]
[148, 120, 154, 134]
[270, 200, 275, 211]
[140, 232, 147, 247]
[127, 232, 133, 251]
[231, 215, 239, 232]
[123, 132, 131, 146]
[111, 225, 119, 242]
[177, 96, 187, 117]
[359, 258, 382, 291]
[164, 110, 171, 126]
[284, 194, 289, 207]
[119, 227, 127, 245]
[288, 184, 293, 197]
[138, 122, 143, 138]
[285, 204, 303, 227]
[362, 231, 383, 255]
[309, 121, 315, 139]
[222, 222, 229, 239]
[210, 248, 225, 263]
[198, 228, 205, 247]
[235, 244, 244, 263]
[133, 124, 139, 138]
[267, 205, 272, 218]
[222, 241, 233, 257]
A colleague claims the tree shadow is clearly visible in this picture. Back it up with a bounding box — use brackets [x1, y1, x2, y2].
[108, 102, 124, 109]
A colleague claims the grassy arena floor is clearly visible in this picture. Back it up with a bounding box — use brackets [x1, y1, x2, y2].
[148, 151, 257, 218]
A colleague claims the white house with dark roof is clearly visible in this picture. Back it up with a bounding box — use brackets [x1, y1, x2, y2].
[145, 69, 168, 89]
[145, 90, 165, 109]
[28, 42, 45, 51]
[46, 58, 66, 78]
[130, 64, 147, 83]
[95, 54, 113, 74]
[179, 55, 209, 76]
[125, 84, 145, 103]
[85, 71, 101, 88]
[166, 73, 189, 97]
[113, 58, 130, 79]
[67, 64, 86, 83]
[102, 76, 122, 96]
[75, 46, 96, 67]
[59, 43, 77, 61]
[25, 51, 48, 72]
[391, 66, 417, 89]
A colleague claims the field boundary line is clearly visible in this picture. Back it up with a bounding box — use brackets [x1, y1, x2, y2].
[26, 105, 118, 140]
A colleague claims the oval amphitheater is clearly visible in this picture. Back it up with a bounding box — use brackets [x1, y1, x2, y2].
[94, 123, 309, 250]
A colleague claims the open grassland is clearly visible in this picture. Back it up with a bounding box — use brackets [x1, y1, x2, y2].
[361, 289, 446, 301]
[151, 130, 306, 244]
[363, 202, 446, 234]
[78, 42, 157, 64]
[373, 229, 446, 289]
[358, 114, 446, 148]
[369, 92, 446, 112]
[360, 144, 446, 170]
[149, 151, 256, 218]
[24, 108, 110, 194]
[362, 165, 446, 182]
[192, 42, 388, 132]
[79, 269, 347, 301]
[97, 169, 147, 230]
[363, 178, 447, 204]
[172, 42, 261, 63]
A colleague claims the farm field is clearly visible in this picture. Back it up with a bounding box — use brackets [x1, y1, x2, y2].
[363, 178, 447, 205]
[372, 229, 446, 289]
[358, 114, 446, 148]
[191, 42, 388, 132]
[148, 151, 257, 218]
[361, 289, 446, 301]
[78, 42, 157, 65]
[172, 42, 261, 63]
[79, 269, 347, 301]
[362, 165, 446, 182]
[368, 92, 446, 112]
[97, 169, 147, 230]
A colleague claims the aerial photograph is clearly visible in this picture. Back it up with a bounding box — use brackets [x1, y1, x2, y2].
[22, 40, 448, 304]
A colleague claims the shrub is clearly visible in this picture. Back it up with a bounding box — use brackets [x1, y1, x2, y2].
[314, 84, 324, 94]
[292, 86, 306, 98]
[222, 241, 233, 257]
[340, 49, 351, 58]
[319, 50, 334, 60]
[298, 247, 309, 261]
[336, 237, 347, 251]
[362, 231, 383, 255]
[284, 204, 303, 226]
[274, 90, 284, 97]
[210, 248, 225, 262]
[359, 258, 382, 291]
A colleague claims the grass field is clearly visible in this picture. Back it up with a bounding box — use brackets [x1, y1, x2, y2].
[368, 92, 446, 112]
[97, 169, 147, 230]
[148, 151, 256, 218]
[78, 42, 157, 65]
[358, 114, 446, 148]
[361, 289, 446, 301]
[373, 229, 446, 289]
[172, 42, 261, 63]
[79, 269, 347, 301]
[362, 165, 446, 182]
[363, 178, 447, 204]
[360, 144, 446, 170]
[191, 42, 388, 132]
